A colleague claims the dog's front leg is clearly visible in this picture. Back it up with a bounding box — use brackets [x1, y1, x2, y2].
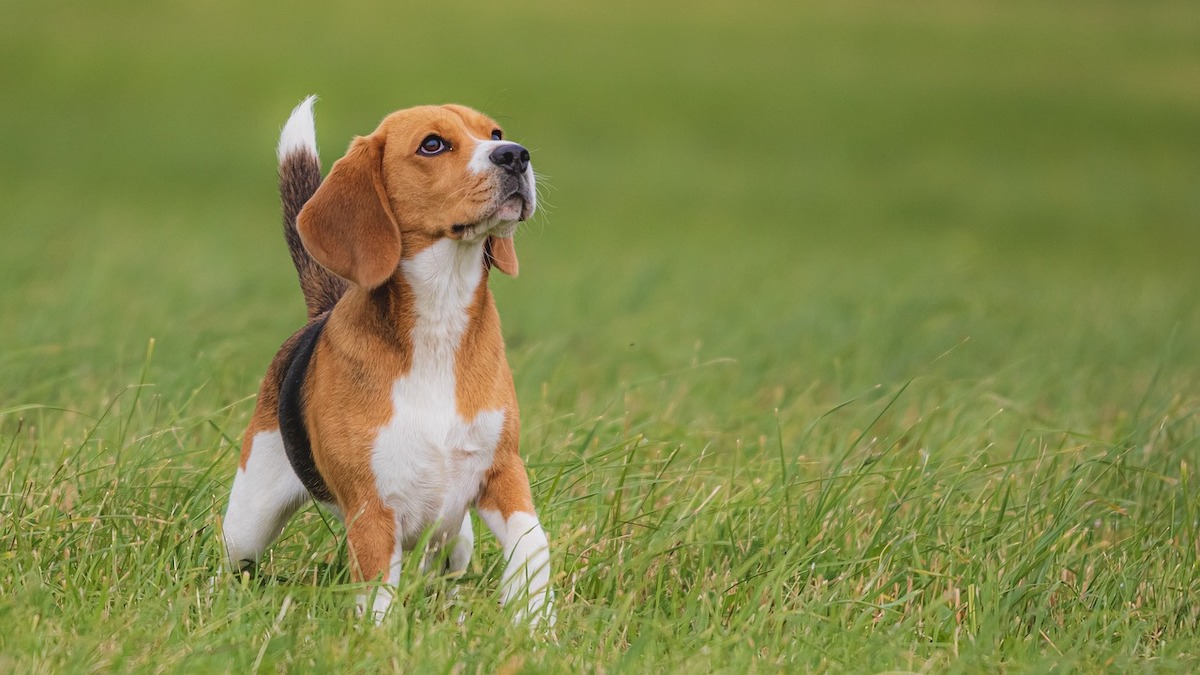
[345, 497, 401, 623]
[447, 513, 474, 576]
[477, 455, 554, 626]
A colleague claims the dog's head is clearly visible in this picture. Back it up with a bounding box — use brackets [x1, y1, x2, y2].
[297, 104, 535, 287]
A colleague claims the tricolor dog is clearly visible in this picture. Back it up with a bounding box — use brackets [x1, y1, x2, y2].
[221, 97, 553, 623]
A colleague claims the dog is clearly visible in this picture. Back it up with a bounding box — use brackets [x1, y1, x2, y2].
[221, 97, 553, 624]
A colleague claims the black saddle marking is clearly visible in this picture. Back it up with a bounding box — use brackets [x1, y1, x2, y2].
[278, 313, 334, 503]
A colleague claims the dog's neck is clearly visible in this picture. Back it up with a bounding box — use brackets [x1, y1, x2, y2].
[400, 237, 488, 336]
[344, 238, 491, 352]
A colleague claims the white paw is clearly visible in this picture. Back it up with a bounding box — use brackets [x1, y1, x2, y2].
[356, 587, 393, 625]
[514, 587, 556, 628]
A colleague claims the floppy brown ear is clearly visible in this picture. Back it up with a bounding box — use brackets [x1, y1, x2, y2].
[296, 135, 401, 288]
[485, 236, 519, 277]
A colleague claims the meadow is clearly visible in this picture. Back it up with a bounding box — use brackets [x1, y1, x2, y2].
[2, 0, 1199, 671]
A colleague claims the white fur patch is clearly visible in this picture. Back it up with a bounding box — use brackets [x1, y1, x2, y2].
[467, 138, 509, 175]
[277, 95, 319, 162]
[370, 238, 506, 552]
[467, 138, 537, 188]
[449, 513, 474, 574]
[222, 430, 310, 569]
[478, 509, 554, 624]
[358, 580, 396, 624]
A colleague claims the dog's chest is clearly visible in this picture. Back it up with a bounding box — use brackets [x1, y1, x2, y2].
[369, 240, 503, 540]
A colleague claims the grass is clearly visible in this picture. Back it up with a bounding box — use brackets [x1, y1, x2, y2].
[2, 0, 1199, 671]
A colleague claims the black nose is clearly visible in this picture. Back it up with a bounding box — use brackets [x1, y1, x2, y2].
[489, 143, 530, 174]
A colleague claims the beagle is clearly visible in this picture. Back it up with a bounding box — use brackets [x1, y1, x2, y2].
[221, 97, 553, 624]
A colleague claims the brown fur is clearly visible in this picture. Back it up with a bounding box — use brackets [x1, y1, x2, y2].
[296, 135, 403, 289]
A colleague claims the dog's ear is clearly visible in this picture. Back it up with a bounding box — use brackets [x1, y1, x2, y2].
[297, 135, 401, 288]
[485, 236, 519, 277]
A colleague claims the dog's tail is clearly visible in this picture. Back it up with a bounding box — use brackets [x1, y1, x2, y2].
[277, 96, 347, 319]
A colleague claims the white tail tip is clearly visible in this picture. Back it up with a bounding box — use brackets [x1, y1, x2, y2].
[277, 95, 319, 162]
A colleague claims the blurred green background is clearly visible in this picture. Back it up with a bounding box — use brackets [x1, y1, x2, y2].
[4, 1, 1199, 423]
[2, 0, 1200, 669]
[2, 0, 1200, 468]
[3, 0, 1198, 423]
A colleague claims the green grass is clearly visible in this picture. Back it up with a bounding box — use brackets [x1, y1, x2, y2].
[2, 0, 1199, 671]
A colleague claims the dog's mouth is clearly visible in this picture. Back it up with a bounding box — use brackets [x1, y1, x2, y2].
[493, 193, 528, 223]
[451, 188, 533, 240]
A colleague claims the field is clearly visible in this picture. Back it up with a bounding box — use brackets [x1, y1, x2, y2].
[2, 0, 1199, 671]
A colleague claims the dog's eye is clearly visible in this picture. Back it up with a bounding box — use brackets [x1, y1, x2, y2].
[491, 129, 503, 141]
[417, 135, 450, 156]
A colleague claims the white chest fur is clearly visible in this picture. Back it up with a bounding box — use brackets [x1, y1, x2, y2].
[369, 238, 505, 547]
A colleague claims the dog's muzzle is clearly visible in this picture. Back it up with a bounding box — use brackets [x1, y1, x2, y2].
[491, 143, 535, 222]
[489, 143, 530, 175]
